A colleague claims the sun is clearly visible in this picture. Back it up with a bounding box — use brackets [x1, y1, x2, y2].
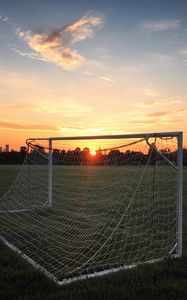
[90, 150, 96, 156]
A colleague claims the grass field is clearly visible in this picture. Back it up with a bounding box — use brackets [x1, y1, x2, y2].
[0, 165, 186, 300]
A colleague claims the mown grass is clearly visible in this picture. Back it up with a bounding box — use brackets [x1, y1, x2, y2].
[0, 166, 186, 300]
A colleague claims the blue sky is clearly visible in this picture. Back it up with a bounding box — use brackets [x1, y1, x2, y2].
[0, 0, 187, 148]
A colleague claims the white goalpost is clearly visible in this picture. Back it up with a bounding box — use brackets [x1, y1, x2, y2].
[0, 132, 183, 285]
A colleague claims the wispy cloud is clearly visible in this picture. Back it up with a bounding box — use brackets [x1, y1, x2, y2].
[6, 99, 92, 117]
[0, 15, 7, 21]
[81, 71, 94, 76]
[0, 70, 38, 88]
[0, 121, 58, 132]
[10, 47, 48, 61]
[60, 126, 101, 134]
[143, 87, 160, 97]
[82, 71, 117, 83]
[126, 110, 183, 127]
[146, 111, 168, 117]
[15, 11, 103, 70]
[175, 109, 187, 116]
[97, 76, 116, 83]
[94, 112, 177, 131]
[149, 52, 174, 62]
[0, 15, 11, 24]
[139, 19, 180, 32]
[179, 49, 187, 56]
[136, 97, 182, 108]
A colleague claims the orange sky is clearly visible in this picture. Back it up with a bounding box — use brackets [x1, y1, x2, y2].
[0, 2, 187, 150]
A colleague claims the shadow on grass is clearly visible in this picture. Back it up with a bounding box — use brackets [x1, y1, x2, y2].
[0, 243, 187, 300]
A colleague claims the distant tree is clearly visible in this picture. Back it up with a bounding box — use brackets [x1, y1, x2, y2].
[148, 143, 157, 165]
[83, 147, 89, 153]
[20, 146, 27, 153]
[108, 150, 121, 165]
[75, 147, 81, 153]
[53, 148, 60, 154]
[82, 147, 90, 165]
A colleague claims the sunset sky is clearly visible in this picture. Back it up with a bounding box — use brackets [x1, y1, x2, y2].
[0, 0, 187, 150]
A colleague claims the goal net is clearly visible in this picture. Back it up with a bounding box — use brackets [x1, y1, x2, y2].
[0, 132, 183, 285]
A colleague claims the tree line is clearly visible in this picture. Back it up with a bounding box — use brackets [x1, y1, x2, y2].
[30, 146, 187, 166]
[0, 146, 187, 165]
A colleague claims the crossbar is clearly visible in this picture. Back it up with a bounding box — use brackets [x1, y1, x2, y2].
[26, 131, 182, 142]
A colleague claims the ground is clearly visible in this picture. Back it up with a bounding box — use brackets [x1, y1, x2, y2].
[0, 165, 186, 300]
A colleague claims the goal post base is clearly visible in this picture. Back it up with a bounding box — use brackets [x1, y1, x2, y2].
[1, 234, 178, 286]
[56, 258, 165, 286]
[0, 233, 163, 286]
[0, 235, 57, 283]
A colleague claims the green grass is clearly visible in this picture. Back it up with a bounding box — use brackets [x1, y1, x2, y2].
[0, 165, 186, 300]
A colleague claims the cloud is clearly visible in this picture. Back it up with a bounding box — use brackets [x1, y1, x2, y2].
[146, 111, 168, 117]
[60, 126, 101, 134]
[96, 114, 174, 130]
[0, 15, 8, 21]
[149, 52, 174, 62]
[16, 11, 103, 70]
[0, 70, 38, 88]
[139, 19, 180, 31]
[6, 103, 38, 111]
[98, 76, 116, 83]
[0, 15, 11, 23]
[81, 71, 94, 76]
[175, 108, 187, 116]
[6, 99, 92, 117]
[126, 111, 178, 127]
[0, 121, 58, 132]
[143, 87, 160, 97]
[81, 71, 117, 83]
[129, 105, 186, 129]
[136, 100, 165, 108]
[10, 47, 48, 61]
[136, 97, 182, 108]
[179, 49, 187, 56]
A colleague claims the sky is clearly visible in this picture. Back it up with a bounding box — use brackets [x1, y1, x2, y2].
[0, 0, 187, 150]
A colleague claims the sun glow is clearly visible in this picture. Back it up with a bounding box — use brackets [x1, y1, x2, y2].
[90, 150, 96, 156]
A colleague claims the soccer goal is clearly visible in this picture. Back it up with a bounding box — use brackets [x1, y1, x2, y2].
[0, 132, 183, 285]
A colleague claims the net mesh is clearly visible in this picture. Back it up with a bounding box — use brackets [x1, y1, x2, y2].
[0, 135, 179, 283]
